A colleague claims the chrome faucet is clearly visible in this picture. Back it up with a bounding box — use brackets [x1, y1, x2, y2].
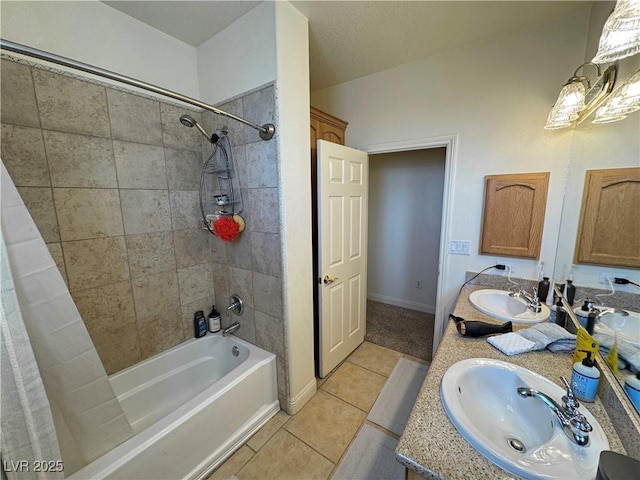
[222, 322, 241, 337]
[510, 287, 542, 313]
[593, 307, 629, 323]
[517, 376, 592, 446]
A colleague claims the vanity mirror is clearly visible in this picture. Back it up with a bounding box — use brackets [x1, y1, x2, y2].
[552, 2, 640, 414]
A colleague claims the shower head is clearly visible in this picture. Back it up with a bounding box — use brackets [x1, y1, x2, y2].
[179, 114, 218, 143]
[180, 114, 197, 128]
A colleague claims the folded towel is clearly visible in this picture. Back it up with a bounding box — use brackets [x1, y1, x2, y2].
[516, 322, 576, 352]
[595, 333, 640, 374]
[487, 333, 536, 356]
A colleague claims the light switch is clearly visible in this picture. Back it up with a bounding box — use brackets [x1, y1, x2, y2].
[449, 240, 471, 255]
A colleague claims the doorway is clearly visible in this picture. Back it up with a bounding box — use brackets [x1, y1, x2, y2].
[365, 148, 446, 361]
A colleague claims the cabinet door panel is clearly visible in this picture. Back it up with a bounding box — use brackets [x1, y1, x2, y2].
[480, 172, 549, 258]
[575, 167, 640, 268]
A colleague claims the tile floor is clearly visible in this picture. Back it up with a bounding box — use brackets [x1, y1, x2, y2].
[207, 341, 428, 480]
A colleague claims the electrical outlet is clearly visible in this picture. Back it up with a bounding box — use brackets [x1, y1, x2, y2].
[497, 262, 514, 273]
[599, 272, 627, 284]
[416, 280, 423, 289]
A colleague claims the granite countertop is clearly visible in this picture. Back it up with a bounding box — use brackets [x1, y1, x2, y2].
[395, 284, 626, 480]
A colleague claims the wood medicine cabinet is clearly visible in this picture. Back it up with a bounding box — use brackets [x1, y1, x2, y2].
[480, 172, 550, 259]
[575, 167, 640, 268]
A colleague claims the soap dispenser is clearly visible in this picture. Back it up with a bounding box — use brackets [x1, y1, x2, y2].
[571, 351, 600, 402]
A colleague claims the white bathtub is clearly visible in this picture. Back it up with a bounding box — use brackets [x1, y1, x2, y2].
[69, 333, 279, 480]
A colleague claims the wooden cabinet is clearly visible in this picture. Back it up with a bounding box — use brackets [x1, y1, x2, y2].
[479, 172, 549, 259]
[575, 167, 640, 268]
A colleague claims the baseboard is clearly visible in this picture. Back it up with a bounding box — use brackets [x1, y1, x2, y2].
[285, 377, 317, 415]
[367, 293, 435, 314]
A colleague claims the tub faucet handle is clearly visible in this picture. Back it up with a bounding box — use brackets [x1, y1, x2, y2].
[227, 294, 244, 316]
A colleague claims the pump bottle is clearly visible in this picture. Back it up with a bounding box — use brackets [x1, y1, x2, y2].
[571, 351, 600, 402]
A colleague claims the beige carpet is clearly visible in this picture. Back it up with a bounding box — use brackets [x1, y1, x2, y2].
[365, 300, 434, 361]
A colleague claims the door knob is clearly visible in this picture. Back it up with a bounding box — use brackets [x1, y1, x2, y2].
[323, 275, 338, 285]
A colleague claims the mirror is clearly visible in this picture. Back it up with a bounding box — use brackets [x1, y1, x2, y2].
[552, 2, 640, 410]
[553, 77, 640, 404]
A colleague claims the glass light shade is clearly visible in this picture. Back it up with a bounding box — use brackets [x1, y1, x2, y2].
[616, 69, 640, 106]
[592, 105, 628, 124]
[593, 1, 640, 63]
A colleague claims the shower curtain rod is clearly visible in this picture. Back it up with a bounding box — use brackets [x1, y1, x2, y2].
[0, 39, 276, 141]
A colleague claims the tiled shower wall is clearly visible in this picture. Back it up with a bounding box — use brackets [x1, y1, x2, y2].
[0, 57, 287, 406]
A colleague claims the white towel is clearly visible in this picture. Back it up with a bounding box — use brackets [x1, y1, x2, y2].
[487, 333, 536, 356]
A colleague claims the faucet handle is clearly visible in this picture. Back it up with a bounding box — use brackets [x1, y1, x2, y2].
[560, 376, 580, 413]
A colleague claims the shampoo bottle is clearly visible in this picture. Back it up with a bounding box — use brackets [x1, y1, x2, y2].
[624, 372, 640, 412]
[208, 305, 221, 333]
[571, 351, 600, 402]
[194, 310, 207, 338]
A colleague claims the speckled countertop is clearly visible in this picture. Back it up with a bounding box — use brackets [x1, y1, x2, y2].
[395, 284, 626, 480]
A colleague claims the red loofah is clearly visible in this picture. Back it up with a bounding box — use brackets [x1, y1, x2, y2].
[213, 216, 240, 242]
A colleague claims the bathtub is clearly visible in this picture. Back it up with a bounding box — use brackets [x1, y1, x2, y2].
[69, 333, 279, 479]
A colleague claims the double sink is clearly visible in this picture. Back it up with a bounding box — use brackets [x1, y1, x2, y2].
[439, 288, 617, 479]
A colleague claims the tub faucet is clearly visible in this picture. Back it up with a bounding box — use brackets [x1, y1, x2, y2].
[510, 287, 542, 313]
[517, 376, 592, 446]
[222, 322, 240, 337]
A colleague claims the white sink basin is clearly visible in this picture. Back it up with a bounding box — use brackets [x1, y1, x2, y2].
[441, 358, 609, 480]
[469, 289, 550, 324]
[574, 307, 640, 347]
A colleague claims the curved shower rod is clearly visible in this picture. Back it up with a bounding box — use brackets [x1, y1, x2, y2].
[0, 39, 276, 141]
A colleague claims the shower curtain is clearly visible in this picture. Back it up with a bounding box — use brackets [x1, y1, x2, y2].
[0, 162, 134, 476]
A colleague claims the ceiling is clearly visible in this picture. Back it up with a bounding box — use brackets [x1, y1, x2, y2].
[103, 1, 593, 91]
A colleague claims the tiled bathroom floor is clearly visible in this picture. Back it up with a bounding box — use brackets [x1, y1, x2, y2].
[207, 341, 427, 480]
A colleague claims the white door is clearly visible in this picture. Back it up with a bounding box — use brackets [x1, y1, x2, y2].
[317, 140, 368, 377]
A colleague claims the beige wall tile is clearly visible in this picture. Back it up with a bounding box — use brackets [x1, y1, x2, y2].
[33, 69, 111, 137]
[54, 188, 123, 241]
[169, 190, 201, 230]
[1, 60, 40, 128]
[255, 311, 285, 359]
[320, 362, 387, 412]
[107, 89, 163, 146]
[46, 243, 67, 285]
[113, 141, 167, 189]
[136, 308, 184, 358]
[160, 103, 202, 151]
[71, 281, 141, 374]
[126, 231, 176, 279]
[284, 390, 365, 463]
[63, 237, 130, 292]
[17, 187, 60, 243]
[177, 263, 213, 305]
[131, 271, 180, 320]
[44, 131, 116, 188]
[173, 228, 210, 269]
[246, 188, 280, 234]
[165, 148, 202, 190]
[253, 273, 282, 317]
[1, 124, 49, 186]
[229, 267, 253, 308]
[237, 429, 333, 480]
[120, 189, 172, 234]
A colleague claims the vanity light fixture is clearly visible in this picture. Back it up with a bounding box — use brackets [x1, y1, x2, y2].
[592, 0, 640, 63]
[544, 62, 617, 130]
[593, 68, 640, 124]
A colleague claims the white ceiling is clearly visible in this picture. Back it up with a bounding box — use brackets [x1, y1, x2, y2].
[103, 1, 592, 91]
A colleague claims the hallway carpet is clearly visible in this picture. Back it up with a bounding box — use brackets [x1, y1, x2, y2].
[365, 300, 435, 361]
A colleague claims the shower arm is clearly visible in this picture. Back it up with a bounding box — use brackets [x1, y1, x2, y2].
[0, 39, 275, 141]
